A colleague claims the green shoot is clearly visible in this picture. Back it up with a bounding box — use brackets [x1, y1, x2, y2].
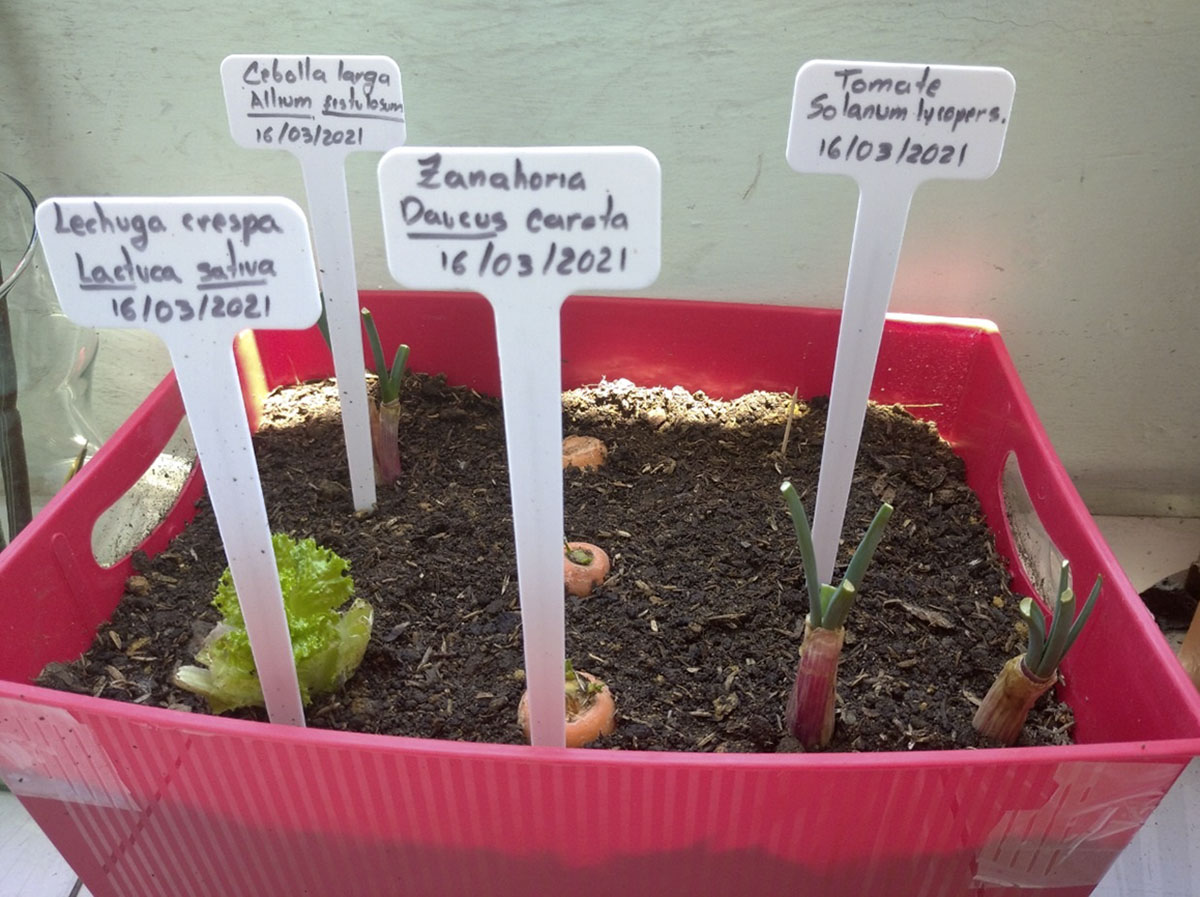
[781, 482, 821, 618]
[780, 481, 892, 630]
[563, 658, 602, 700]
[565, 542, 597, 566]
[362, 308, 409, 404]
[1022, 560, 1102, 679]
[64, 442, 88, 484]
[316, 301, 331, 350]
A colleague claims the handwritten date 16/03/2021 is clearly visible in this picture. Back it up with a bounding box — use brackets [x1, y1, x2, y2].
[254, 123, 365, 148]
[110, 293, 271, 325]
[817, 134, 969, 167]
[440, 240, 629, 279]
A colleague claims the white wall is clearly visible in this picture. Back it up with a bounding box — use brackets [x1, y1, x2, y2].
[2, 0, 1196, 515]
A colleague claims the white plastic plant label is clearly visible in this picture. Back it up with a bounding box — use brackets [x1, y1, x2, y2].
[379, 147, 661, 748]
[36, 196, 322, 727]
[37, 197, 319, 331]
[222, 54, 407, 513]
[787, 60, 1014, 185]
[378, 147, 660, 295]
[221, 54, 405, 155]
[785, 61, 1014, 584]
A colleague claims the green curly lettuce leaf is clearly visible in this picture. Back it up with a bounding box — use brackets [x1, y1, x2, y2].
[174, 533, 373, 713]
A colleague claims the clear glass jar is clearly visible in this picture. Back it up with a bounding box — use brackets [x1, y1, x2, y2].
[0, 172, 99, 546]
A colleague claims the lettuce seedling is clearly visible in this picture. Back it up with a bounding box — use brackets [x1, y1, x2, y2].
[973, 559, 1101, 744]
[780, 481, 892, 748]
[174, 533, 374, 713]
[362, 308, 409, 485]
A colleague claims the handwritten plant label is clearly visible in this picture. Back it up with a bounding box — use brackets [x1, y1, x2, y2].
[787, 60, 1014, 184]
[36, 196, 322, 727]
[36, 197, 319, 332]
[378, 147, 660, 295]
[221, 54, 405, 154]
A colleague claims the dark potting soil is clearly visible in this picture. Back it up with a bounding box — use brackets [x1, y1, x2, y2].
[39, 374, 1075, 753]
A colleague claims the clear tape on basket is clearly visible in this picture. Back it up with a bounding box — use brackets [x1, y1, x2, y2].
[0, 696, 135, 809]
[972, 760, 1184, 889]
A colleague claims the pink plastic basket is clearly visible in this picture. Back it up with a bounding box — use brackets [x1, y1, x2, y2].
[2, 293, 1198, 897]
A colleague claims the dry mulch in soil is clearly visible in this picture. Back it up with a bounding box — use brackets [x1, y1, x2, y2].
[39, 373, 1075, 753]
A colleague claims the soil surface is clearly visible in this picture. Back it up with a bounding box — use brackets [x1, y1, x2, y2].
[40, 374, 1075, 753]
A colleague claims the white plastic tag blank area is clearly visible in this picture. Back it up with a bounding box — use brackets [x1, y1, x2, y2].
[379, 147, 661, 747]
[222, 54, 406, 513]
[35, 196, 323, 727]
[787, 60, 1014, 583]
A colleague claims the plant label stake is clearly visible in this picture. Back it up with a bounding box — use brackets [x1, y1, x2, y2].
[221, 54, 406, 512]
[786, 60, 1014, 583]
[34, 196, 323, 727]
[378, 148, 661, 746]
